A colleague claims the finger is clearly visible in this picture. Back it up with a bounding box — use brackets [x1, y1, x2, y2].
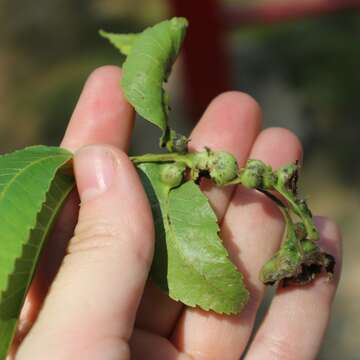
[130, 329, 190, 360]
[172, 128, 303, 359]
[189, 92, 262, 217]
[245, 217, 342, 360]
[135, 92, 262, 337]
[18, 66, 134, 334]
[61, 65, 134, 151]
[17, 145, 154, 359]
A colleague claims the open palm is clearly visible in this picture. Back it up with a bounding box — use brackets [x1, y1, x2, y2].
[14, 67, 341, 360]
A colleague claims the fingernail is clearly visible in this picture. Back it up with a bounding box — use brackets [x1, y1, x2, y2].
[74, 145, 116, 202]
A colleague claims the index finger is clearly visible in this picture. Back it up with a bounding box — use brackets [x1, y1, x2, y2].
[61, 65, 134, 151]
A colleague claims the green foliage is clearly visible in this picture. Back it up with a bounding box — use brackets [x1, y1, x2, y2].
[0, 146, 74, 358]
[99, 30, 139, 56]
[101, 17, 188, 146]
[138, 163, 249, 314]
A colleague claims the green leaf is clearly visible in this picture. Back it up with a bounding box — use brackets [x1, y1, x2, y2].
[99, 30, 139, 56]
[0, 145, 74, 358]
[138, 163, 249, 314]
[102, 17, 188, 141]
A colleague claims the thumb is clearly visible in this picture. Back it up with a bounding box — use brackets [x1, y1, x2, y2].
[17, 145, 154, 360]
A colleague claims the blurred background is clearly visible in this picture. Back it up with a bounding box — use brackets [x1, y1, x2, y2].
[1, 0, 359, 358]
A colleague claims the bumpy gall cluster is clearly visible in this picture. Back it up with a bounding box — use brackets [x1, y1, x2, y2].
[238, 159, 274, 189]
[191, 150, 239, 185]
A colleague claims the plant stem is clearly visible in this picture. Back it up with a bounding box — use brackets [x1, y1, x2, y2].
[272, 184, 319, 241]
[130, 152, 193, 167]
[257, 189, 285, 209]
[131, 150, 319, 241]
[280, 206, 304, 255]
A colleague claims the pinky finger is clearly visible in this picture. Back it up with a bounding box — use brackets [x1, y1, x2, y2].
[245, 217, 342, 360]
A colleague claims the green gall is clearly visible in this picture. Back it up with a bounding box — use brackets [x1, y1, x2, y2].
[260, 251, 299, 286]
[159, 162, 186, 188]
[260, 239, 335, 287]
[208, 151, 239, 185]
[190, 150, 211, 182]
[191, 150, 239, 185]
[275, 163, 299, 195]
[192, 150, 211, 169]
[260, 219, 335, 287]
[165, 130, 189, 153]
[239, 159, 274, 189]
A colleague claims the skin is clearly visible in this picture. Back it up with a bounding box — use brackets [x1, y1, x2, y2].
[11, 66, 342, 360]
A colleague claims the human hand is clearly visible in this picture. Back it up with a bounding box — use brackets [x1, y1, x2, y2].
[13, 66, 342, 360]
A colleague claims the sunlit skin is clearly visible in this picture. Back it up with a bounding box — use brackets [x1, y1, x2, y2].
[12, 66, 341, 360]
